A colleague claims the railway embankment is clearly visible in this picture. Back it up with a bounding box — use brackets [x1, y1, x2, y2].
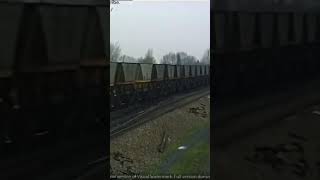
[110, 93, 210, 177]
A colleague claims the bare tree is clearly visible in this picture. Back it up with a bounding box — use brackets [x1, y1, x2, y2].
[176, 52, 188, 61]
[120, 55, 137, 63]
[161, 52, 176, 64]
[200, 49, 210, 65]
[183, 55, 197, 65]
[137, 57, 144, 63]
[138, 49, 156, 64]
[173, 51, 197, 65]
[110, 42, 122, 62]
[177, 53, 181, 65]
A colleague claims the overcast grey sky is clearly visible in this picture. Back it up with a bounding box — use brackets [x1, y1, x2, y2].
[110, 0, 210, 63]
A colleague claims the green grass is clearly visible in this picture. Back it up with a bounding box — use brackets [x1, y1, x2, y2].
[145, 121, 210, 175]
[169, 142, 210, 175]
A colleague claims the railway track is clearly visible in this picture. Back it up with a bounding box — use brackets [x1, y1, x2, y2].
[73, 88, 210, 179]
[110, 87, 210, 139]
[0, 88, 210, 179]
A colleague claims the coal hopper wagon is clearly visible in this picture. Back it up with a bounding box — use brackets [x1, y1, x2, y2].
[212, 0, 320, 99]
[0, 0, 108, 146]
[110, 62, 210, 110]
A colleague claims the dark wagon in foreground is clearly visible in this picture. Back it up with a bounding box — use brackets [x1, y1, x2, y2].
[0, 0, 108, 148]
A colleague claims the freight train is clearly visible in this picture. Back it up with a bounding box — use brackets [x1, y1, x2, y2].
[110, 62, 210, 110]
[212, 0, 320, 99]
[0, 1, 108, 147]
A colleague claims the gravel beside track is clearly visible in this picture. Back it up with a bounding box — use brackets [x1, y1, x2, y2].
[110, 89, 210, 177]
[110, 88, 210, 139]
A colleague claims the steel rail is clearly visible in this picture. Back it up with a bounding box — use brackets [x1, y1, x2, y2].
[110, 87, 210, 139]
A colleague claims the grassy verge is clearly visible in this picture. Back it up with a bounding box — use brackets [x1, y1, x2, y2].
[145, 121, 210, 175]
[170, 142, 210, 175]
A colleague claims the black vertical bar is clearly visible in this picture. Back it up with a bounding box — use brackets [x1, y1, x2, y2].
[253, 12, 261, 48]
[232, 11, 241, 50]
[272, 13, 279, 47]
[288, 12, 295, 42]
[302, 13, 308, 44]
[212, 13, 216, 50]
[315, 15, 320, 42]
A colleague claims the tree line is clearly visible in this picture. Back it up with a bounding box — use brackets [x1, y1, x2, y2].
[110, 42, 210, 65]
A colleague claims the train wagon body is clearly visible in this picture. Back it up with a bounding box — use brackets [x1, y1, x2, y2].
[110, 62, 210, 110]
[0, 1, 108, 145]
[121, 63, 143, 82]
[176, 65, 184, 78]
[140, 63, 153, 81]
[152, 64, 166, 81]
[212, 0, 320, 99]
[167, 65, 175, 79]
[184, 65, 191, 78]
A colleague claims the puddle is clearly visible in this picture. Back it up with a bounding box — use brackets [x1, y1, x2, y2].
[177, 146, 187, 150]
[312, 110, 320, 116]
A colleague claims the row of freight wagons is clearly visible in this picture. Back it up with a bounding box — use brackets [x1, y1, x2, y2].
[110, 62, 210, 86]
